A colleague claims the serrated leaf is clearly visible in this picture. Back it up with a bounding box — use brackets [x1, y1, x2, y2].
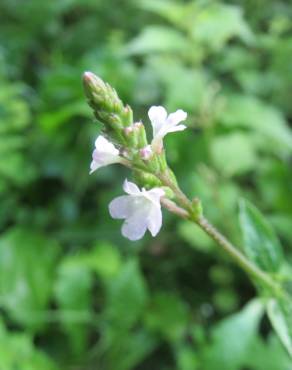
[104, 259, 148, 330]
[192, 4, 254, 49]
[0, 228, 60, 328]
[144, 292, 189, 342]
[211, 133, 257, 176]
[126, 26, 189, 55]
[54, 261, 93, 356]
[239, 199, 283, 273]
[136, 0, 191, 29]
[0, 318, 58, 370]
[220, 95, 292, 154]
[267, 298, 292, 358]
[202, 300, 264, 369]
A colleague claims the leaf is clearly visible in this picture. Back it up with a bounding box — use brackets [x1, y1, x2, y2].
[136, 0, 191, 29]
[104, 259, 148, 330]
[267, 298, 292, 358]
[54, 261, 93, 356]
[144, 292, 189, 342]
[202, 300, 264, 370]
[220, 95, 292, 154]
[84, 242, 121, 279]
[246, 334, 292, 370]
[239, 199, 283, 273]
[211, 133, 257, 176]
[126, 26, 190, 55]
[178, 220, 213, 252]
[0, 228, 60, 328]
[0, 318, 58, 370]
[102, 329, 157, 370]
[191, 4, 254, 50]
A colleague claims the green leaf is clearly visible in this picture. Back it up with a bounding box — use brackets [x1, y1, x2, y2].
[104, 259, 148, 330]
[0, 228, 60, 328]
[101, 329, 157, 370]
[126, 26, 190, 55]
[246, 333, 292, 369]
[136, 0, 191, 29]
[267, 298, 292, 358]
[178, 220, 213, 252]
[54, 260, 93, 356]
[202, 300, 264, 369]
[211, 133, 257, 176]
[191, 4, 254, 50]
[239, 199, 283, 273]
[0, 318, 58, 370]
[220, 95, 292, 154]
[84, 242, 121, 279]
[144, 292, 189, 342]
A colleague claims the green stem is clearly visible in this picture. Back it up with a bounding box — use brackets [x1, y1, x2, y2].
[132, 163, 283, 295]
[196, 215, 281, 294]
[157, 171, 192, 211]
[157, 170, 282, 295]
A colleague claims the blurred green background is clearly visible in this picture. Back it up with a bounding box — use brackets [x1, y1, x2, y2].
[0, 0, 292, 369]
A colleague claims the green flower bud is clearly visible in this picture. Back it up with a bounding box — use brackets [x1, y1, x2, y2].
[83, 72, 133, 146]
[134, 121, 148, 148]
[132, 170, 161, 188]
[161, 186, 175, 199]
[124, 125, 138, 148]
[192, 197, 203, 219]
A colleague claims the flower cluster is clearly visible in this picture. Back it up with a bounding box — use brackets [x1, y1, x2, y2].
[84, 72, 187, 240]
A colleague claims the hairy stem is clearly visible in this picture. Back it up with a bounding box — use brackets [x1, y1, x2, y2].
[196, 215, 281, 294]
[159, 170, 282, 295]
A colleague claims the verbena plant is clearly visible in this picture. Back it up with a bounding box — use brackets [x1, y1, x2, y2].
[83, 71, 292, 359]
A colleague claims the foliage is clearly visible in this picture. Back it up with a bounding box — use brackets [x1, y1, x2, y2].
[0, 0, 291, 368]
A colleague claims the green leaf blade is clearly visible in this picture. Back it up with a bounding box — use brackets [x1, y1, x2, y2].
[267, 298, 292, 359]
[239, 199, 283, 273]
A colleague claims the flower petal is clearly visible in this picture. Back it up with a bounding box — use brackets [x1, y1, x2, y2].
[166, 109, 187, 127]
[94, 135, 119, 155]
[121, 214, 148, 241]
[148, 106, 167, 137]
[90, 135, 121, 174]
[145, 188, 165, 205]
[166, 124, 187, 134]
[123, 179, 141, 195]
[147, 203, 162, 237]
[109, 195, 133, 219]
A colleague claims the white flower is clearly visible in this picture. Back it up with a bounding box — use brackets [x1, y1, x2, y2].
[90, 135, 121, 174]
[148, 106, 187, 151]
[109, 179, 165, 241]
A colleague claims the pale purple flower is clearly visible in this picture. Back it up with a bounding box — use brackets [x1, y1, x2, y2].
[109, 179, 165, 241]
[148, 106, 187, 151]
[90, 135, 121, 174]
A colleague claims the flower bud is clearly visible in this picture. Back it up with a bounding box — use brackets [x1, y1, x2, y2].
[133, 121, 148, 148]
[121, 105, 133, 127]
[83, 72, 132, 146]
[133, 170, 162, 188]
[124, 125, 138, 147]
[139, 145, 153, 160]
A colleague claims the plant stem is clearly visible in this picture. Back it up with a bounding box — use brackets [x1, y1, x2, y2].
[133, 163, 283, 295]
[158, 171, 192, 211]
[158, 170, 282, 295]
[196, 215, 281, 294]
